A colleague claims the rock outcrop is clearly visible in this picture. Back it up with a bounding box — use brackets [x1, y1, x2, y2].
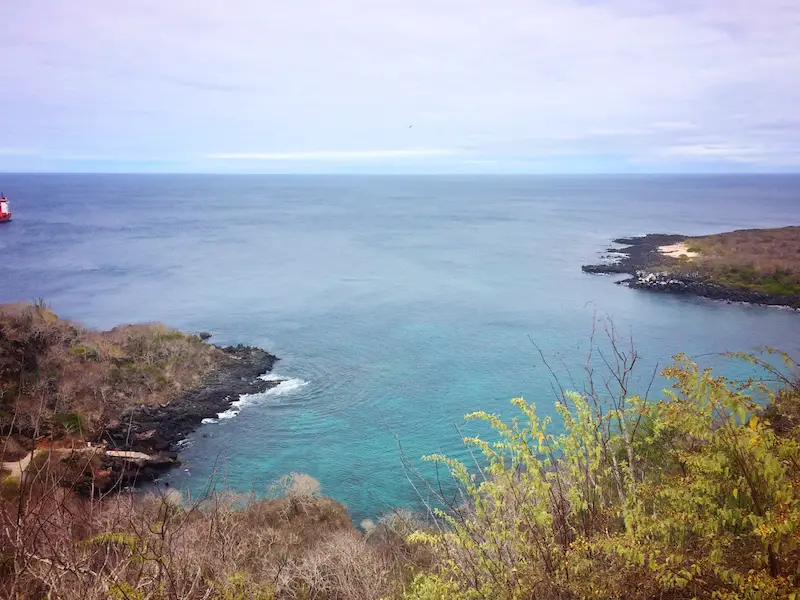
[101, 344, 279, 488]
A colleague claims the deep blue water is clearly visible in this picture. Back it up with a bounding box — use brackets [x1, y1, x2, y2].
[1, 174, 799, 522]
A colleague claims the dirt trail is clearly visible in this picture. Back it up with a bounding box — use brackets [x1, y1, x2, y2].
[106, 450, 152, 461]
[1, 451, 34, 480]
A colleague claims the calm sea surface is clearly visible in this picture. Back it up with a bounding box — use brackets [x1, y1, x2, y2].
[1, 174, 799, 520]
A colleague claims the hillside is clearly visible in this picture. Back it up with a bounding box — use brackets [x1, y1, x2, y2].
[0, 302, 222, 440]
[0, 302, 277, 491]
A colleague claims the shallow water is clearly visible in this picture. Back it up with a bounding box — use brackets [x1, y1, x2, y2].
[1, 174, 799, 521]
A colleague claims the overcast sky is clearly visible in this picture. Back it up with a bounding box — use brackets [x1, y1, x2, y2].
[1, 0, 799, 173]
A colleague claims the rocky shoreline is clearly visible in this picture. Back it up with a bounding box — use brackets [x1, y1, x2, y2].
[99, 344, 279, 488]
[583, 234, 800, 309]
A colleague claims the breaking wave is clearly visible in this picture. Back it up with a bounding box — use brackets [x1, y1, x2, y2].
[262, 376, 309, 396]
[201, 374, 309, 424]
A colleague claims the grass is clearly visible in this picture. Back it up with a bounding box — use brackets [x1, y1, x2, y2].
[715, 267, 800, 296]
[0, 302, 223, 441]
[660, 226, 800, 296]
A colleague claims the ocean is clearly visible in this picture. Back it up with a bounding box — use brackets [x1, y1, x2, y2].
[1, 174, 799, 522]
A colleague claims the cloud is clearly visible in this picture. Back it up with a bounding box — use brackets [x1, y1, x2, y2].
[649, 121, 697, 132]
[1, 0, 799, 171]
[659, 142, 800, 166]
[0, 148, 37, 156]
[207, 149, 458, 161]
[55, 154, 105, 161]
[661, 144, 766, 164]
[664, 144, 761, 158]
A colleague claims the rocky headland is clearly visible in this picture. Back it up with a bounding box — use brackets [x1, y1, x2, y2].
[0, 303, 280, 492]
[582, 227, 800, 309]
[100, 344, 278, 488]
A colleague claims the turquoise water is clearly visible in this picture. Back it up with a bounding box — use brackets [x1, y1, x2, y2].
[1, 174, 799, 521]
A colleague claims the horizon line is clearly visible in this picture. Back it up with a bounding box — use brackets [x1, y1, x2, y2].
[2, 171, 800, 176]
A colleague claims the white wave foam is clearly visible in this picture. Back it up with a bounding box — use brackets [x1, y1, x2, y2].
[263, 377, 309, 396]
[259, 373, 284, 382]
[201, 374, 309, 425]
[201, 406, 241, 424]
[216, 408, 239, 419]
[229, 395, 253, 410]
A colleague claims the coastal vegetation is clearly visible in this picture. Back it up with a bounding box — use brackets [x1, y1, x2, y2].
[404, 350, 800, 599]
[680, 227, 800, 297]
[1, 303, 276, 494]
[583, 226, 800, 307]
[2, 304, 800, 598]
[0, 301, 222, 441]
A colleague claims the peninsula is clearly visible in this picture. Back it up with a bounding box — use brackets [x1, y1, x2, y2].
[0, 302, 278, 491]
[583, 226, 800, 308]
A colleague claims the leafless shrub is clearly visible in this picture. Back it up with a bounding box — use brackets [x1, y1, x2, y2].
[0, 453, 395, 599]
[284, 472, 322, 498]
[162, 487, 183, 507]
[282, 530, 393, 600]
[0, 302, 223, 441]
[673, 226, 800, 293]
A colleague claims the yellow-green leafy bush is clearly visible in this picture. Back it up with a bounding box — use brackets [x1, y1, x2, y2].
[408, 354, 800, 599]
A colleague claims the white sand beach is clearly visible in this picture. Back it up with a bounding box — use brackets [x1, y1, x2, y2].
[658, 242, 698, 259]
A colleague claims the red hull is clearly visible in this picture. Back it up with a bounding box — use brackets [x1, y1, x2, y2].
[0, 213, 11, 223]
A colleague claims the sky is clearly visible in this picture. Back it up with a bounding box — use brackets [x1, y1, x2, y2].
[1, 0, 799, 173]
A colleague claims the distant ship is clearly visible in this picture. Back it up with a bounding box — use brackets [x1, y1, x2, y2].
[0, 194, 11, 223]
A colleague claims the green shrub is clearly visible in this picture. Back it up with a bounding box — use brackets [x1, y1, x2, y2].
[69, 343, 99, 360]
[53, 412, 86, 435]
[406, 354, 800, 600]
[0, 476, 20, 499]
[403, 573, 458, 599]
[717, 268, 800, 296]
[210, 573, 274, 600]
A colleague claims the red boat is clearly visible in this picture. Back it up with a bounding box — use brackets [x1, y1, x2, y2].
[0, 194, 11, 223]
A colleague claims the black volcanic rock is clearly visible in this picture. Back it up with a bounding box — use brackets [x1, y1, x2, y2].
[581, 234, 686, 276]
[103, 344, 279, 459]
